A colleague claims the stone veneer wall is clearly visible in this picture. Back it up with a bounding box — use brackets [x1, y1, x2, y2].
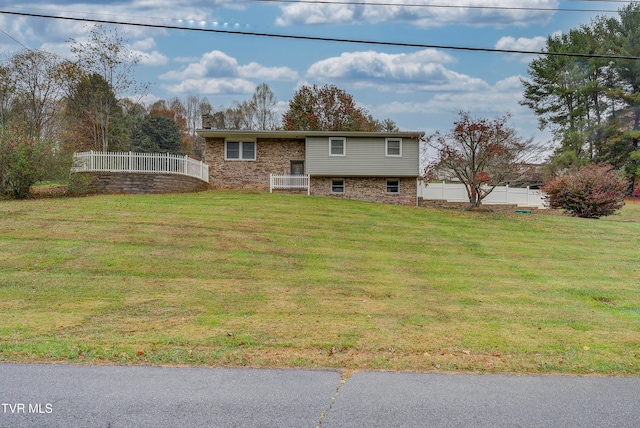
[74, 172, 209, 194]
[204, 137, 306, 189]
[310, 177, 417, 206]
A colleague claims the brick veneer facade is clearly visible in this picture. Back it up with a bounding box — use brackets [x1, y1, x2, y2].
[310, 176, 417, 206]
[203, 136, 417, 205]
[204, 137, 305, 189]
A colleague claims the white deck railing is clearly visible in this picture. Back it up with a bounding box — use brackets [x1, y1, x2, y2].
[71, 151, 209, 183]
[270, 174, 310, 193]
[418, 181, 547, 208]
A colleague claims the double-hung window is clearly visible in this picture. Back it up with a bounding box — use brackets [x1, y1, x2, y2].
[329, 137, 346, 156]
[386, 179, 400, 194]
[225, 141, 256, 160]
[385, 138, 402, 157]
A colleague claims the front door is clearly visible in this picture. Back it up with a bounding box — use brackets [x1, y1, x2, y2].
[290, 161, 304, 175]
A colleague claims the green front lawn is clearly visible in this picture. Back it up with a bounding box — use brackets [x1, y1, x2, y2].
[0, 191, 638, 375]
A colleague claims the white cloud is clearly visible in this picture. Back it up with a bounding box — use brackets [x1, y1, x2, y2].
[494, 35, 548, 62]
[411, 76, 526, 114]
[0, 1, 238, 54]
[131, 37, 157, 51]
[159, 50, 298, 95]
[275, 4, 357, 26]
[159, 51, 239, 81]
[128, 39, 169, 66]
[135, 50, 169, 66]
[276, 0, 559, 28]
[306, 50, 486, 92]
[239, 62, 299, 81]
[163, 78, 256, 95]
[175, 56, 202, 63]
[372, 75, 546, 141]
[374, 76, 526, 118]
[494, 35, 547, 52]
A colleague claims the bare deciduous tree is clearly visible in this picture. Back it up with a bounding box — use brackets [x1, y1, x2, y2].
[69, 24, 148, 151]
[251, 83, 278, 130]
[9, 49, 68, 139]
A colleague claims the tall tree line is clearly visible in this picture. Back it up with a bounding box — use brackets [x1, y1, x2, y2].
[521, 2, 640, 186]
[2, 24, 398, 194]
[0, 25, 283, 163]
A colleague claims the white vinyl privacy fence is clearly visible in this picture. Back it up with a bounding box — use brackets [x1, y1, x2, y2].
[71, 151, 209, 183]
[419, 181, 547, 208]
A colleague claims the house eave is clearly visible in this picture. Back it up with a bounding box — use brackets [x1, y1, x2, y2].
[196, 129, 425, 140]
[308, 173, 419, 178]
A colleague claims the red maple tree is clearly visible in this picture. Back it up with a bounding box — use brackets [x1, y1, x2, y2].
[424, 111, 541, 208]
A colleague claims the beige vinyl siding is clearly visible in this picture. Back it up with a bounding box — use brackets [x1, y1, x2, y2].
[305, 137, 419, 176]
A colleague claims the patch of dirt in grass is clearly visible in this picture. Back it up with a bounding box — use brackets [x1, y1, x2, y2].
[30, 186, 67, 197]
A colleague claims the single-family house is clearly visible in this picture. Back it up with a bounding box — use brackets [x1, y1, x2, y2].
[195, 129, 425, 206]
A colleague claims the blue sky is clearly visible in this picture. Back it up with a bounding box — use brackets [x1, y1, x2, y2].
[0, 1, 631, 148]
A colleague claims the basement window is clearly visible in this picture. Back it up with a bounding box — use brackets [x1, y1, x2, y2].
[331, 179, 345, 194]
[386, 179, 400, 194]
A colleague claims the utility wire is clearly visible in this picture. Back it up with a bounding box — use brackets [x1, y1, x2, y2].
[250, 0, 635, 14]
[1, 9, 639, 61]
[567, 1, 637, 3]
[0, 27, 31, 50]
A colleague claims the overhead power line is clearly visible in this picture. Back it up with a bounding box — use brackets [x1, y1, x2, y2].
[567, 0, 638, 3]
[1, 9, 639, 61]
[250, 0, 634, 14]
[0, 27, 31, 50]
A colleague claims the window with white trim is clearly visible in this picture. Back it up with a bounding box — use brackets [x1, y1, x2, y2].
[331, 178, 345, 194]
[225, 141, 256, 160]
[329, 137, 346, 156]
[385, 138, 402, 157]
[386, 178, 400, 194]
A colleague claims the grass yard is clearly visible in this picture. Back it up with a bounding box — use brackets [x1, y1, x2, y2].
[0, 190, 638, 375]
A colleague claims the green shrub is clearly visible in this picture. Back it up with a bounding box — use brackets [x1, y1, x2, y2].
[66, 172, 96, 196]
[542, 163, 628, 218]
[0, 127, 50, 199]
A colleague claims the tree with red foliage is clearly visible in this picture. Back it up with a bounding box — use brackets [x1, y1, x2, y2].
[424, 111, 540, 208]
[282, 84, 379, 131]
[542, 163, 628, 218]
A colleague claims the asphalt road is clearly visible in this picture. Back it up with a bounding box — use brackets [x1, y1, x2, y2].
[1, 363, 638, 427]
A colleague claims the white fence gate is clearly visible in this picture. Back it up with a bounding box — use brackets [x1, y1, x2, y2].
[419, 181, 547, 208]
